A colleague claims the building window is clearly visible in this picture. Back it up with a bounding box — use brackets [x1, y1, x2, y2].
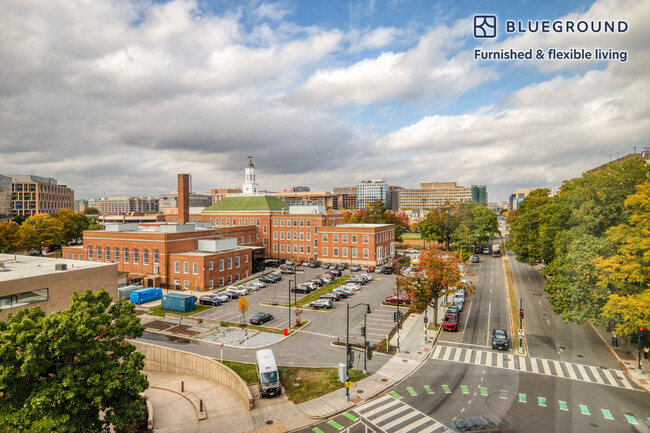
[183, 261, 189, 274]
[273, 232, 278, 240]
[221, 218, 225, 225]
[263, 238, 267, 246]
[219, 259, 224, 271]
[280, 232, 284, 240]
[256, 218, 260, 225]
[263, 225, 267, 234]
[280, 219, 284, 227]
[273, 244, 278, 252]
[293, 231, 297, 240]
[352, 235, 357, 243]
[228, 258, 232, 269]
[219, 277, 224, 287]
[292, 219, 296, 227]
[306, 232, 311, 241]
[363, 248, 369, 258]
[280, 245, 285, 253]
[352, 248, 357, 258]
[66, 253, 70, 259]
[323, 247, 328, 256]
[228, 275, 232, 284]
[300, 220, 304, 227]
[300, 232, 304, 240]
[244, 218, 248, 225]
[124, 248, 129, 263]
[209, 261, 213, 270]
[292, 245, 297, 253]
[175, 261, 180, 273]
[114, 248, 120, 263]
[96, 247, 102, 261]
[342, 235, 348, 243]
[105, 247, 110, 262]
[209, 280, 214, 289]
[236, 257, 240, 267]
[286, 231, 290, 239]
[226, 218, 230, 225]
[184, 280, 189, 290]
[143, 249, 149, 265]
[323, 234, 328, 242]
[274, 220, 278, 226]
[333, 234, 339, 243]
[88, 246, 93, 260]
[239, 218, 243, 225]
[300, 245, 304, 253]
[363, 235, 369, 243]
[240, 237, 243, 244]
[333, 248, 339, 257]
[245, 254, 249, 263]
[306, 220, 311, 227]
[257, 233, 260, 240]
[343, 248, 348, 257]
[153, 249, 159, 265]
[192, 262, 198, 275]
[306, 245, 311, 254]
[314, 227, 317, 234]
[174, 279, 180, 290]
[247, 236, 251, 243]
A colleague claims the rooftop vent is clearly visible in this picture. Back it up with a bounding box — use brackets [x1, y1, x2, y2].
[55, 263, 67, 271]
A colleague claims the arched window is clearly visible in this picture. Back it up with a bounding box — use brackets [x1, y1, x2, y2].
[153, 249, 159, 265]
[123, 248, 129, 264]
[105, 247, 111, 262]
[114, 247, 120, 263]
[143, 249, 149, 265]
[96, 247, 102, 261]
[88, 246, 93, 260]
[133, 249, 139, 264]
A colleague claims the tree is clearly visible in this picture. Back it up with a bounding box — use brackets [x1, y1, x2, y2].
[602, 289, 650, 340]
[20, 213, 65, 254]
[0, 221, 23, 253]
[400, 248, 467, 324]
[418, 203, 461, 250]
[506, 188, 554, 265]
[83, 207, 99, 215]
[594, 181, 650, 297]
[0, 289, 148, 432]
[456, 202, 498, 245]
[51, 209, 90, 244]
[238, 296, 250, 324]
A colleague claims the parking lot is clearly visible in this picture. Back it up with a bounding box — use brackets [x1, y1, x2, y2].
[192, 265, 401, 346]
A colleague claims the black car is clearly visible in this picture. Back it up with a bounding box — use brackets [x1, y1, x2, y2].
[382, 266, 395, 274]
[320, 292, 341, 301]
[198, 295, 222, 306]
[492, 328, 509, 350]
[471, 255, 480, 263]
[259, 275, 274, 283]
[250, 313, 274, 325]
[327, 269, 342, 277]
[309, 261, 321, 268]
[291, 285, 311, 294]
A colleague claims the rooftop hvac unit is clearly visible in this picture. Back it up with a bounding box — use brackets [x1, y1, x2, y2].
[55, 263, 68, 271]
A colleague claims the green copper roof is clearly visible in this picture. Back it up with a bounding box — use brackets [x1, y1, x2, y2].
[203, 195, 289, 212]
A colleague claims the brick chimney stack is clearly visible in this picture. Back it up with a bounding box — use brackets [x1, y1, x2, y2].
[178, 173, 190, 225]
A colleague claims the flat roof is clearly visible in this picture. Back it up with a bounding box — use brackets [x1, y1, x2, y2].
[0, 254, 115, 282]
[334, 224, 392, 228]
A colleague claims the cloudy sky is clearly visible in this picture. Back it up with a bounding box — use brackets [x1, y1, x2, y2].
[1, 0, 648, 202]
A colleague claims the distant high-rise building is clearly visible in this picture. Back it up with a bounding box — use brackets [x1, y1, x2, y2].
[92, 196, 160, 215]
[357, 179, 392, 209]
[393, 182, 474, 210]
[158, 193, 211, 212]
[471, 185, 488, 203]
[508, 189, 534, 211]
[0, 175, 11, 217]
[275, 191, 337, 208]
[333, 186, 357, 209]
[4, 175, 74, 217]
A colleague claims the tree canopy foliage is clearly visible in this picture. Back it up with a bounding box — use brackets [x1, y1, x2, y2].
[506, 158, 650, 335]
[343, 199, 410, 242]
[0, 289, 148, 432]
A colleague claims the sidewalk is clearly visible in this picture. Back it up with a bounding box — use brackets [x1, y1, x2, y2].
[296, 309, 441, 419]
[589, 323, 650, 393]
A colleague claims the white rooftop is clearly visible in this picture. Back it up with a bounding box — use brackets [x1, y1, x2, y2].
[0, 254, 115, 282]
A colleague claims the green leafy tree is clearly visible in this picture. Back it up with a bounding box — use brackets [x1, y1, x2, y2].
[0, 289, 148, 432]
[506, 188, 554, 265]
[51, 209, 90, 244]
[400, 248, 467, 324]
[594, 181, 650, 297]
[20, 213, 65, 254]
[83, 207, 99, 215]
[418, 203, 461, 250]
[0, 221, 23, 253]
[602, 289, 650, 340]
[457, 201, 499, 245]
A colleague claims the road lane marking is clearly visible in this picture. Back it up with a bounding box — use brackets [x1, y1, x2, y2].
[407, 387, 417, 396]
[579, 404, 591, 415]
[624, 414, 638, 425]
[424, 385, 434, 394]
[442, 385, 451, 393]
[480, 387, 488, 396]
[518, 393, 527, 403]
[601, 409, 614, 420]
[313, 428, 325, 433]
[343, 413, 358, 421]
[462, 300, 472, 338]
[538, 397, 547, 407]
[500, 390, 507, 399]
[327, 420, 344, 430]
[559, 401, 568, 411]
[389, 391, 403, 399]
[486, 302, 491, 346]
[461, 385, 469, 394]
[588, 366, 605, 384]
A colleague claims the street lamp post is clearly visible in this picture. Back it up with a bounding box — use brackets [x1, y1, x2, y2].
[346, 302, 371, 402]
[288, 280, 292, 330]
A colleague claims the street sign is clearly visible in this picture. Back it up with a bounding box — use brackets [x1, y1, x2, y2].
[345, 381, 352, 388]
[518, 329, 524, 338]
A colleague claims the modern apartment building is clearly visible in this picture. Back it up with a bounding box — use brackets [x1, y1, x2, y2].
[357, 179, 392, 209]
[159, 193, 212, 211]
[90, 196, 159, 215]
[333, 186, 357, 209]
[0, 176, 11, 217]
[508, 189, 533, 211]
[210, 188, 243, 204]
[393, 182, 477, 210]
[5, 175, 74, 217]
[275, 191, 338, 208]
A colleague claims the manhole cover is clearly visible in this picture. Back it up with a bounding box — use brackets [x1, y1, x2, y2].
[266, 420, 274, 425]
[559, 346, 566, 350]
[405, 351, 410, 354]
[589, 422, 598, 428]
[403, 359, 408, 362]
[381, 378, 388, 382]
[577, 355, 584, 358]
[357, 390, 364, 393]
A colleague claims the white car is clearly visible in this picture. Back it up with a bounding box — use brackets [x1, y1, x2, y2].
[305, 282, 318, 290]
[344, 283, 361, 291]
[213, 293, 229, 303]
[336, 287, 354, 296]
[227, 286, 248, 296]
[406, 248, 419, 254]
[359, 274, 373, 281]
[251, 280, 265, 288]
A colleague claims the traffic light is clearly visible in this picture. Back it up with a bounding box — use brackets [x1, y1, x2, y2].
[519, 309, 524, 320]
[366, 342, 373, 361]
[347, 347, 354, 370]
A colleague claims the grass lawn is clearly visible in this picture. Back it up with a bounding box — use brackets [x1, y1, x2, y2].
[220, 360, 258, 384]
[220, 321, 288, 335]
[401, 233, 422, 240]
[280, 366, 370, 404]
[292, 276, 352, 308]
[149, 304, 212, 317]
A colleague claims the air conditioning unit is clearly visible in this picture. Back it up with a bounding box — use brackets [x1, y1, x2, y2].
[55, 263, 68, 271]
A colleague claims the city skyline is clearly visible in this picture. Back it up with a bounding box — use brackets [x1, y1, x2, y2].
[1, 0, 647, 202]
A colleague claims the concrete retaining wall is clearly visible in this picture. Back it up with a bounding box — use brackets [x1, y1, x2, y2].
[132, 341, 254, 410]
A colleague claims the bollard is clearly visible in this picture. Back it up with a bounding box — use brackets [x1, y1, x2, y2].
[181, 381, 184, 392]
[612, 335, 618, 347]
[200, 399, 203, 412]
[283, 328, 288, 336]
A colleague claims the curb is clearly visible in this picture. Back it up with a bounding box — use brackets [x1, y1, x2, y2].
[587, 322, 650, 395]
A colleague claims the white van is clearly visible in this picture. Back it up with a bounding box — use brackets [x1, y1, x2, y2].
[256, 349, 281, 397]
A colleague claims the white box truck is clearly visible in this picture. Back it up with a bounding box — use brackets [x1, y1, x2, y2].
[256, 349, 281, 397]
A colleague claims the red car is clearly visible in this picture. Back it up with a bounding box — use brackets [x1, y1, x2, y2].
[442, 313, 458, 332]
[366, 266, 376, 273]
[385, 295, 410, 305]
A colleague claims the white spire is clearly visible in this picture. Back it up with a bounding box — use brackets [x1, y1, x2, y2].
[243, 156, 259, 196]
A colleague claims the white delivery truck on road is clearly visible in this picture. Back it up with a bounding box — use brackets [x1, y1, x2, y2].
[256, 349, 281, 397]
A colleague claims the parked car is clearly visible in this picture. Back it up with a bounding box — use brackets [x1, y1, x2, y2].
[251, 280, 265, 288]
[350, 264, 361, 271]
[280, 266, 295, 274]
[327, 269, 342, 277]
[309, 261, 321, 268]
[446, 305, 460, 316]
[229, 287, 249, 296]
[483, 246, 491, 254]
[240, 283, 259, 292]
[223, 290, 240, 299]
[366, 266, 376, 273]
[348, 277, 366, 285]
[212, 293, 229, 303]
[259, 275, 274, 283]
[320, 292, 341, 302]
[359, 273, 373, 281]
[337, 263, 346, 270]
[250, 313, 274, 325]
[382, 266, 395, 274]
[475, 246, 483, 254]
[285, 260, 295, 266]
[492, 329, 509, 350]
[308, 299, 333, 309]
[344, 283, 361, 291]
[385, 295, 410, 305]
[291, 285, 311, 294]
[452, 298, 464, 311]
[322, 263, 331, 269]
[199, 295, 222, 306]
[443, 313, 458, 332]
[375, 266, 384, 274]
[332, 288, 348, 298]
[471, 255, 480, 263]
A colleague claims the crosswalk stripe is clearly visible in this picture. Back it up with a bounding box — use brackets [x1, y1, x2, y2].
[432, 345, 443, 359]
[379, 412, 421, 430]
[601, 368, 616, 386]
[369, 406, 408, 424]
[357, 394, 393, 414]
[615, 370, 634, 389]
[418, 421, 445, 433]
[519, 356, 528, 372]
[553, 360, 565, 378]
[496, 353, 503, 368]
[462, 348, 471, 363]
[565, 362, 578, 380]
[358, 399, 401, 418]
[541, 358, 551, 375]
[588, 366, 605, 385]
[508, 354, 516, 370]
[453, 348, 463, 362]
[575, 363, 588, 381]
[393, 417, 431, 433]
[531, 358, 540, 374]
